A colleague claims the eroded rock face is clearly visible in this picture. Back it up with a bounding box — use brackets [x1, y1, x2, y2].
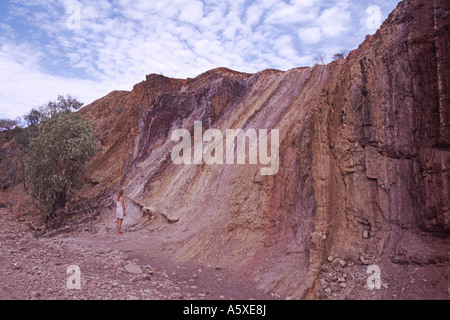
[80, 0, 449, 299]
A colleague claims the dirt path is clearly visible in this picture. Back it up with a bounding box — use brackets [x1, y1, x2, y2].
[0, 208, 274, 300]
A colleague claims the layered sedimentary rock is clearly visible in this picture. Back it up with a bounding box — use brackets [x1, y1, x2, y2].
[79, 0, 449, 299]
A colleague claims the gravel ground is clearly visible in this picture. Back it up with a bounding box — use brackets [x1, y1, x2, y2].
[0, 207, 274, 301]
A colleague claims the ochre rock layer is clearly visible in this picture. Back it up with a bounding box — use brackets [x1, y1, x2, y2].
[79, 0, 449, 299]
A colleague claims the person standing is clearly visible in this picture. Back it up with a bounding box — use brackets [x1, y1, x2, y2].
[116, 189, 126, 236]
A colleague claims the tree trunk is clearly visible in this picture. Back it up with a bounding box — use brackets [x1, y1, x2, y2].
[53, 188, 67, 211]
[47, 186, 67, 225]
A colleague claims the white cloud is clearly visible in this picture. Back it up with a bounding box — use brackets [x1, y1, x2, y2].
[0, 47, 108, 119]
[317, 3, 352, 37]
[178, 0, 204, 24]
[245, 4, 264, 27]
[0, 23, 16, 39]
[298, 27, 322, 44]
[0, 0, 399, 119]
[265, 0, 319, 24]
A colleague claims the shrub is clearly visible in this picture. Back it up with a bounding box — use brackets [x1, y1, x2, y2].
[24, 112, 100, 217]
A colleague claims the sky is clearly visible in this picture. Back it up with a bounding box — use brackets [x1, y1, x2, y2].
[0, 0, 400, 119]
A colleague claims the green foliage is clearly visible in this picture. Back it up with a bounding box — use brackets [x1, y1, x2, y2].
[40, 95, 84, 118]
[24, 112, 100, 215]
[24, 109, 44, 127]
[24, 95, 84, 127]
[13, 126, 37, 149]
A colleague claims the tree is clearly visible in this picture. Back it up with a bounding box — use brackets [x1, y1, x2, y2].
[315, 54, 327, 65]
[23, 95, 84, 127]
[12, 125, 39, 190]
[332, 49, 349, 61]
[24, 109, 44, 127]
[0, 118, 18, 132]
[40, 95, 84, 118]
[24, 112, 100, 219]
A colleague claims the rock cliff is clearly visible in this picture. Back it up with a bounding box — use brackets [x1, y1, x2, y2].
[76, 0, 449, 299]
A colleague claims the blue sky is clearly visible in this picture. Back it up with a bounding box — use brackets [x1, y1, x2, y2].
[0, 0, 399, 119]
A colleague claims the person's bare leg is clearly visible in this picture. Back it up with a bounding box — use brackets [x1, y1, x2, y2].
[116, 219, 123, 236]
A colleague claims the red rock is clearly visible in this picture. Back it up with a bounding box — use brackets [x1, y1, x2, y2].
[75, 0, 449, 299]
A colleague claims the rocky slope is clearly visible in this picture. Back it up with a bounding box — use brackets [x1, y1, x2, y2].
[76, 0, 449, 299]
[0, 207, 271, 301]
